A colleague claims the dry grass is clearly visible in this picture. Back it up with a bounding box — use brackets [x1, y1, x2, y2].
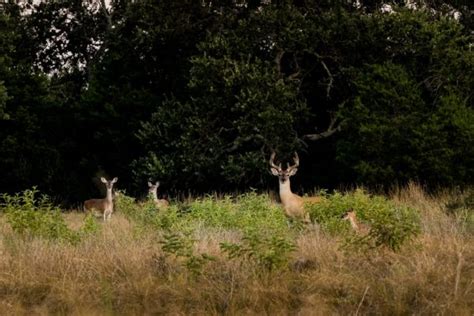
[0, 184, 473, 315]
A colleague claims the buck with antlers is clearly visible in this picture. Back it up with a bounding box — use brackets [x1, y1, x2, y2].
[148, 181, 169, 209]
[269, 152, 322, 223]
[84, 177, 118, 221]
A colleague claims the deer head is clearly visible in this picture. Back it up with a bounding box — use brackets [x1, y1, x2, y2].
[340, 208, 356, 221]
[269, 151, 299, 183]
[101, 177, 118, 191]
[148, 180, 160, 193]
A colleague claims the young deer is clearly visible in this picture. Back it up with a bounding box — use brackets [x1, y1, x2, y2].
[269, 152, 322, 223]
[341, 209, 370, 234]
[84, 177, 118, 221]
[148, 181, 169, 209]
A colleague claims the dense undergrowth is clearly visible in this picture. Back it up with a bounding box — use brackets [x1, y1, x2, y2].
[0, 184, 472, 315]
[1, 188, 100, 244]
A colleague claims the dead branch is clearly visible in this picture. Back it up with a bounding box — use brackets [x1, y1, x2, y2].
[274, 49, 284, 79]
[288, 54, 301, 80]
[303, 114, 341, 141]
[274, 49, 300, 80]
[320, 60, 334, 98]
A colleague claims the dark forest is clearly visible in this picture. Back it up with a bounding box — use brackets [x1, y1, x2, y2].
[1, 0, 472, 203]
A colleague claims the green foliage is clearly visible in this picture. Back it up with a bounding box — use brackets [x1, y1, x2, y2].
[0, 81, 9, 120]
[79, 213, 101, 237]
[134, 53, 308, 190]
[185, 192, 289, 234]
[116, 191, 294, 272]
[1, 188, 79, 243]
[308, 189, 421, 251]
[1, 188, 101, 244]
[362, 203, 421, 251]
[337, 10, 474, 187]
[0, 7, 67, 196]
[1, 2, 473, 201]
[113, 192, 139, 219]
[114, 191, 180, 232]
[160, 232, 215, 276]
[220, 230, 296, 272]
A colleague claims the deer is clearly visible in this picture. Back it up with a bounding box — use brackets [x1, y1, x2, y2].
[83, 177, 118, 221]
[148, 181, 169, 209]
[341, 209, 370, 234]
[269, 151, 322, 223]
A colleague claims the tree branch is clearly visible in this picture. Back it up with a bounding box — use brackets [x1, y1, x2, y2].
[274, 49, 300, 80]
[303, 115, 342, 141]
[224, 134, 265, 153]
[99, 0, 112, 31]
[320, 60, 334, 98]
[274, 48, 284, 79]
[287, 54, 301, 81]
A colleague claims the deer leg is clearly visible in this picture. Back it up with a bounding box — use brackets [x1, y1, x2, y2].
[303, 213, 311, 224]
[104, 209, 111, 221]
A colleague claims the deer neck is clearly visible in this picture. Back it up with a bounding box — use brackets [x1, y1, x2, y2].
[151, 190, 158, 202]
[348, 217, 359, 230]
[279, 179, 296, 202]
[106, 187, 114, 205]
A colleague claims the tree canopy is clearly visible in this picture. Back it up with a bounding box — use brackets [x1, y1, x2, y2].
[0, 0, 472, 203]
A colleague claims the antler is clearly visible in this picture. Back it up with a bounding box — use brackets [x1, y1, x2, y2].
[269, 151, 282, 170]
[287, 152, 299, 171]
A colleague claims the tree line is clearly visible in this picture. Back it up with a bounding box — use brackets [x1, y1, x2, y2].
[0, 0, 472, 204]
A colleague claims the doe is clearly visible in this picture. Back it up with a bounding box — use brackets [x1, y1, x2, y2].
[84, 177, 118, 221]
[341, 209, 370, 234]
[148, 181, 169, 209]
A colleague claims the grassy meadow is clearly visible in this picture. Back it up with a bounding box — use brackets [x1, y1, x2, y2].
[0, 183, 473, 315]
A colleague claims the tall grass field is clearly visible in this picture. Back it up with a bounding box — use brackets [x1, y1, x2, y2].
[0, 183, 473, 315]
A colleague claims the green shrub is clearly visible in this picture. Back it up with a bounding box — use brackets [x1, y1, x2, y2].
[78, 213, 101, 237]
[160, 232, 215, 275]
[220, 229, 296, 272]
[115, 191, 181, 232]
[114, 191, 140, 219]
[236, 192, 289, 233]
[186, 192, 288, 234]
[1, 188, 80, 244]
[307, 189, 421, 251]
[186, 195, 236, 227]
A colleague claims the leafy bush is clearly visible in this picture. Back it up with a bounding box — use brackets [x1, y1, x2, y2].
[220, 229, 296, 272]
[186, 192, 289, 234]
[114, 191, 180, 232]
[1, 188, 102, 243]
[1, 188, 80, 244]
[185, 195, 235, 227]
[338, 60, 474, 187]
[78, 213, 101, 237]
[113, 191, 139, 219]
[160, 232, 215, 275]
[307, 189, 421, 251]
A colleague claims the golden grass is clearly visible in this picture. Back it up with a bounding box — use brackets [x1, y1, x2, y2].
[0, 184, 473, 315]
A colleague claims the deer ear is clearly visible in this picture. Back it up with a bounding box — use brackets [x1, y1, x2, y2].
[100, 177, 107, 183]
[148, 181, 153, 187]
[288, 168, 298, 176]
[270, 167, 280, 176]
[156, 181, 160, 187]
[112, 177, 118, 183]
